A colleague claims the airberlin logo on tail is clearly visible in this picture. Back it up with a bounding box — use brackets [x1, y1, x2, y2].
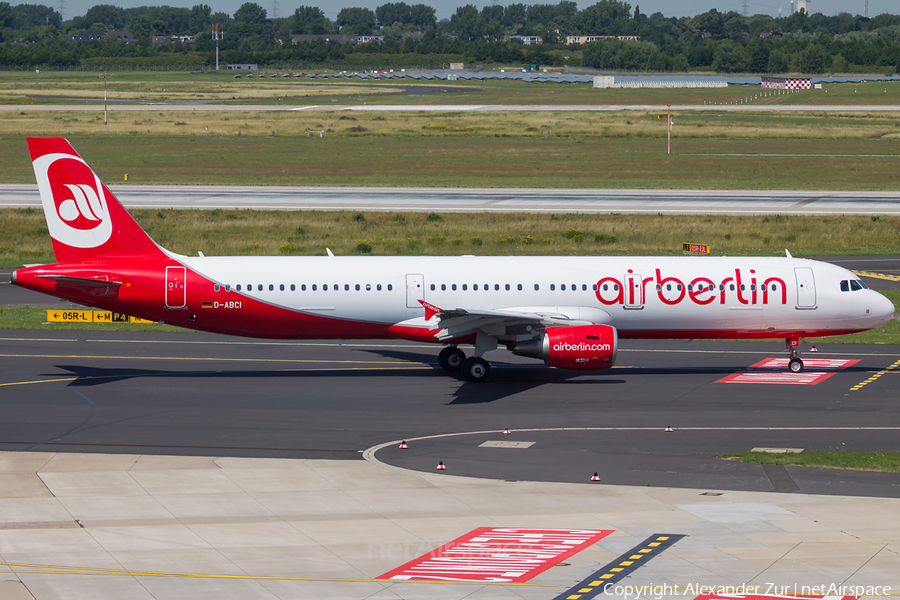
[32, 152, 112, 249]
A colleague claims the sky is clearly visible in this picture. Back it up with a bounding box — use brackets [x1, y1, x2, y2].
[35, 0, 893, 23]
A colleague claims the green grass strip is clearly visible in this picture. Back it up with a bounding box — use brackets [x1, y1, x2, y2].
[720, 451, 900, 473]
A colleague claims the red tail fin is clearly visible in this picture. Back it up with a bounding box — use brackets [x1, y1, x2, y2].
[28, 137, 166, 263]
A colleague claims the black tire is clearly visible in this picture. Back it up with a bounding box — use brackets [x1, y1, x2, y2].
[462, 357, 491, 382]
[438, 347, 465, 372]
[789, 358, 804, 373]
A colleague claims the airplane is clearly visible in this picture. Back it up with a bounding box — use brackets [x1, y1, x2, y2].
[10, 137, 895, 382]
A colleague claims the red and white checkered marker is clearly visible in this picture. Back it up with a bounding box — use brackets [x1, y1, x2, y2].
[665, 426, 673, 432]
[399, 441, 408, 449]
[591, 472, 601, 481]
[502, 428, 511, 435]
[436, 461, 446, 470]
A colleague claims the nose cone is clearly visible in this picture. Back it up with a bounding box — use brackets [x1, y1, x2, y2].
[871, 291, 896, 327]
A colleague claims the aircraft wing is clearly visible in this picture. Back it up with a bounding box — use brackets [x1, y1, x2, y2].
[418, 300, 604, 341]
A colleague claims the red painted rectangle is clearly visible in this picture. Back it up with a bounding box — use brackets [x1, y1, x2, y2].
[695, 594, 859, 600]
[377, 527, 613, 583]
[749, 358, 860, 370]
[718, 372, 837, 385]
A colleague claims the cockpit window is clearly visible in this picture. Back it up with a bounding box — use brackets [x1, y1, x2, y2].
[858, 279, 869, 289]
[840, 280, 849, 292]
[850, 280, 863, 291]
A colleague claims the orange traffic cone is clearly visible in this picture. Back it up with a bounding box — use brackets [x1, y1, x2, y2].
[591, 472, 601, 481]
[399, 441, 408, 449]
[502, 428, 511, 435]
[436, 461, 446, 470]
[665, 426, 673, 432]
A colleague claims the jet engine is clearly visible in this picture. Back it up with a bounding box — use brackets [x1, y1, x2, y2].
[512, 324, 618, 371]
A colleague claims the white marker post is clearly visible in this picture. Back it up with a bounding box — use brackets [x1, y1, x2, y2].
[100, 73, 111, 129]
[667, 104, 672, 155]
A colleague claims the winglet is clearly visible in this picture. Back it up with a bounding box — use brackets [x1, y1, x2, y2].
[419, 299, 443, 321]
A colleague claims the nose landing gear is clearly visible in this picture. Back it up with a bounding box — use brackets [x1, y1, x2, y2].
[786, 337, 804, 373]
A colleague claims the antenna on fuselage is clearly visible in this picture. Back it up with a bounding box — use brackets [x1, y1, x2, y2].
[785, 249, 793, 258]
[326, 248, 335, 257]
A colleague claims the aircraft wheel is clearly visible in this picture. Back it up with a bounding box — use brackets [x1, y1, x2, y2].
[438, 347, 465, 372]
[462, 357, 490, 382]
[789, 358, 804, 373]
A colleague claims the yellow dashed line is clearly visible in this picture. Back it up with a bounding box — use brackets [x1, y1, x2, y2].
[850, 358, 900, 391]
[853, 270, 900, 282]
[0, 562, 554, 586]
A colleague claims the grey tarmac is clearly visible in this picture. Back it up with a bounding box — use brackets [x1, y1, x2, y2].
[3, 185, 900, 215]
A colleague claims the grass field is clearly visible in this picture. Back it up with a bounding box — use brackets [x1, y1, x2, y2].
[5, 208, 900, 266]
[1, 134, 899, 190]
[720, 451, 900, 472]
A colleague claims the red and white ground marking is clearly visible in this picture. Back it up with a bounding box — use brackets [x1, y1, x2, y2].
[377, 527, 613, 583]
[749, 358, 860, 370]
[695, 593, 859, 600]
[718, 371, 837, 385]
[717, 357, 860, 385]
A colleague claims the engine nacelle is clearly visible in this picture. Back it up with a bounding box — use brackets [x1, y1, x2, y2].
[512, 324, 618, 371]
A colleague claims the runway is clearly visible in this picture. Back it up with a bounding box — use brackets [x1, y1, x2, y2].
[3, 184, 900, 215]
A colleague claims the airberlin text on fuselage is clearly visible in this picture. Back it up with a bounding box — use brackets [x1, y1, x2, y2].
[596, 268, 788, 307]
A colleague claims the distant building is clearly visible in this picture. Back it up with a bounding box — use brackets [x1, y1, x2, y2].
[567, 35, 639, 44]
[227, 64, 259, 70]
[401, 31, 425, 41]
[291, 34, 382, 45]
[151, 36, 169, 44]
[71, 30, 133, 43]
[502, 35, 542, 45]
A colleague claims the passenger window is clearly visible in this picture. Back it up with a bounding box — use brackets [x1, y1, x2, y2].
[312, 284, 317, 291]
[850, 280, 863, 291]
[259, 284, 264, 291]
[656, 284, 661, 291]
[666, 284, 671, 291]
[473, 284, 478, 291]
[730, 284, 735, 291]
[687, 284, 692, 291]
[430, 284, 435, 291]
[366, 284, 372, 291]
[571, 284, 576, 291]
[291, 284, 295, 291]
[592, 284, 598, 291]
[301, 284, 306, 291]
[387, 284, 393, 291]
[441, 284, 446, 291]
[280, 284, 284, 291]
[377, 284, 382, 291]
[214, 284, 220, 292]
[517, 284, 522, 291]
[496, 284, 501, 291]
[560, 284, 565, 291]
[751, 284, 756, 291]
[355, 284, 360, 291]
[582, 284, 587, 291]
[452, 284, 457, 291]
[614, 284, 619, 291]
[505, 284, 510, 291]
[550, 284, 556, 291]
[534, 284, 540, 291]
[740, 284, 745, 291]
[463, 284, 468, 291]
[719, 284, 724, 291]
[236, 284, 241, 291]
[677, 285, 682, 291]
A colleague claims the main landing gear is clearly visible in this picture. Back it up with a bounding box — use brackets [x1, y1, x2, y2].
[786, 337, 804, 373]
[438, 333, 497, 382]
[438, 346, 491, 382]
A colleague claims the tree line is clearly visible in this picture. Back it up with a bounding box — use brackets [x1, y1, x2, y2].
[1, 1, 899, 73]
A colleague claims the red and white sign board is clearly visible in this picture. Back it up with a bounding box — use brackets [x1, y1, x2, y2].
[378, 527, 612, 583]
[749, 358, 859, 370]
[718, 371, 837, 385]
